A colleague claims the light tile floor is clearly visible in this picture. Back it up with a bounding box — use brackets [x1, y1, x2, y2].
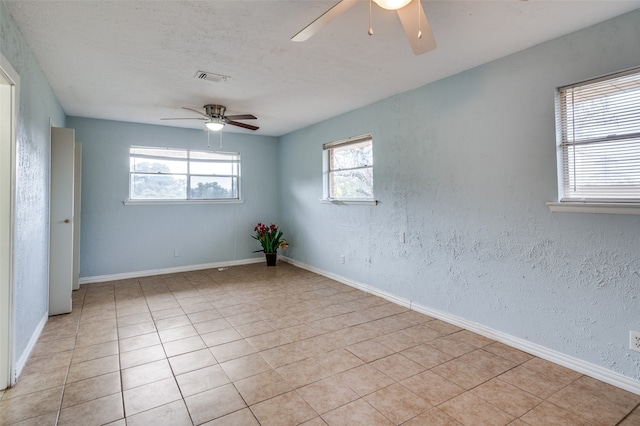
[1, 262, 639, 425]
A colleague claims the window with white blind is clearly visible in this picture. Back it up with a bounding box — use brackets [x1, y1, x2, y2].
[129, 146, 240, 201]
[556, 67, 640, 205]
[322, 134, 374, 202]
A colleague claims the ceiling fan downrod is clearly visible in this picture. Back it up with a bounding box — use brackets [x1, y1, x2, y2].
[417, 0, 422, 39]
[369, 0, 374, 35]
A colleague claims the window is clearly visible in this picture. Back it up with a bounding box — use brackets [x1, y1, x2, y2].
[556, 67, 640, 204]
[323, 134, 374, 201]
[129, 146, 240, 201]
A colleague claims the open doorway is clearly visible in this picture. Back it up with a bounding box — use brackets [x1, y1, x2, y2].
[0, 53, 19, 389]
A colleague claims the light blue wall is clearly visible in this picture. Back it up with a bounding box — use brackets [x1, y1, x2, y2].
[279, 10, 640, 381]
[4, 0, 640, 385]
[0, 2, 66, 361]
[67, 117, 279, 277]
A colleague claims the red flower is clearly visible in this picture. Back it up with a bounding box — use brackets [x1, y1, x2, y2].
[252, 222, 286, 253]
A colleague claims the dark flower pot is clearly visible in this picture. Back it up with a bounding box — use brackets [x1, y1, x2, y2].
[265, 252, 277, 266]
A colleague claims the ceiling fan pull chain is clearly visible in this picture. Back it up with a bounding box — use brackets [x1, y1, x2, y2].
[368, 0, 374, 35]
[417, 0, 422, 39]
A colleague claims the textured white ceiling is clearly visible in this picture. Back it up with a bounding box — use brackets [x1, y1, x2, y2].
[5, 0, 640, 136]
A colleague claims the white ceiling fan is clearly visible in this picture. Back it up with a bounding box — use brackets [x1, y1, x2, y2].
[292, 0, 436, 55]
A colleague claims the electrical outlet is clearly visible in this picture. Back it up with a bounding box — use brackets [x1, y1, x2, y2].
[340, 255, 345, 264]
[174, 248, 180, 257]
[399, 232, 405, 243]
[630, 331, 640, 352]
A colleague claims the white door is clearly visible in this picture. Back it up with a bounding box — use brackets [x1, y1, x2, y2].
[0, 53, 19, 389]
[49, 127, 75, 316]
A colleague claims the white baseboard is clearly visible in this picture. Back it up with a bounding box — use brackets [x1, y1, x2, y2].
[78, 257, 264, 284]
[280, 256, 412, 308]
[281, 256, 640, 396]
[14, 311, 47, 382]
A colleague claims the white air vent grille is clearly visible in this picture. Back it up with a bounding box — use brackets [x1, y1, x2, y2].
[194, 71, 230, 83]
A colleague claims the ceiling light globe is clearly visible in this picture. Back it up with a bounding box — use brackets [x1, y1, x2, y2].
[205, 120, 225, 131]
[373, 0, 412, 10]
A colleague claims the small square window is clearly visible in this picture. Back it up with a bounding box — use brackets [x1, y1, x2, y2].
[323, 135, 373, 201]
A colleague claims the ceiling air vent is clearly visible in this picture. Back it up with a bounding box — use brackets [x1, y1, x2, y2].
[194, 71, 230, 83]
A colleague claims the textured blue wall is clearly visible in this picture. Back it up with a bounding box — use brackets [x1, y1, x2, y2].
[68, 117, 279, 277]
[0, 2, 66, 362]
[279, 10, 640, 381]
[4, 0, 640, 386]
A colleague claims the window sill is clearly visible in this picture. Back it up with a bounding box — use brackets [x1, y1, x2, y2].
[124, 199, 244, 206]
[546, 201, 640, 215]
[320, 199, 378, 206]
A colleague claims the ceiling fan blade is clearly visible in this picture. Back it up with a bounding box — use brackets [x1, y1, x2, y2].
[397, 0, 436, 55]
[227, 120, 259, 131]
[292, 0, 358, 42]
[224, 114, 257, 120]
[181, 106, 210, 118]
[160, 117, 206, 121]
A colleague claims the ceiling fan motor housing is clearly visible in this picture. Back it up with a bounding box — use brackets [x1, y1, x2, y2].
[205, 104, 226, 118]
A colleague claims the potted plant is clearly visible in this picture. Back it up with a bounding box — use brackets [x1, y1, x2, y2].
[252, 222, 288, 266]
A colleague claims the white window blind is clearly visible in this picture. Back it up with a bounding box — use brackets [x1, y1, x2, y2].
[558, 67, 640, 202]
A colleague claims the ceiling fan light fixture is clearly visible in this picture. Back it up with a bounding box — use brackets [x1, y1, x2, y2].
[205, 118, 225, 131]
[373, 0, 412, 10]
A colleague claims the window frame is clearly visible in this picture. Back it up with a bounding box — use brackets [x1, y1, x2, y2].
[550, 67, 640, 215]
[126, 146, 242, 204]
[322, 134, 377, 205]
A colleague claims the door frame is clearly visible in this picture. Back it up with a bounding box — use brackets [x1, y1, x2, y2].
[0, 52, 20, 389]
